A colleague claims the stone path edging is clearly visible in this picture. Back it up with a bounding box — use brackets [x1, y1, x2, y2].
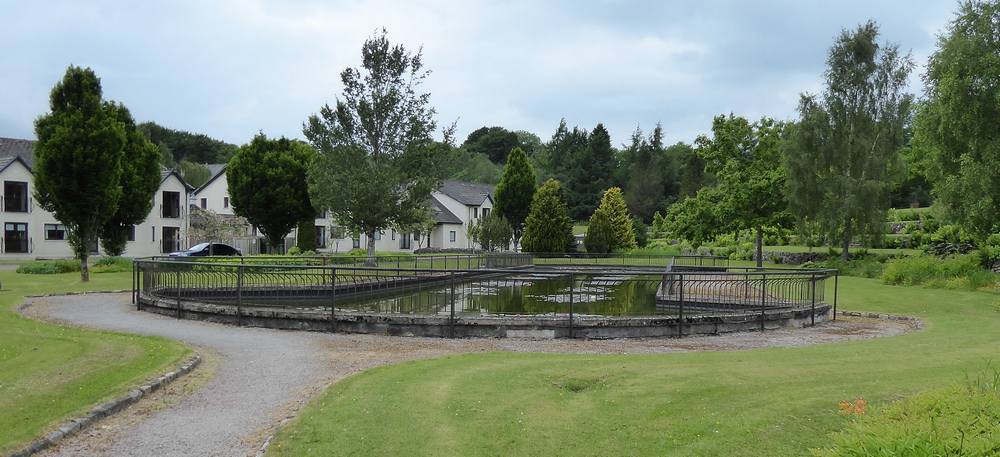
[9, 292, 198, 457]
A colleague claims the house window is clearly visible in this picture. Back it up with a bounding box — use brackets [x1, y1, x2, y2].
[352, 238, 360, 249]
[223, 196, 229, 209]
[127, 225, 136, 242]
[200, 198, 207, 209]
[161, 227, 180, 253]
[449, 231, 456, 242]
[4, 181, 28, 212]
[44, 224, 66, 241]
[391, 230, 396, 240]
[399, 233, 411, 250]
[162, 191, 181, 218]
[4, 223, 28, 253]
[473, 207, 479, 219]
[152, 226, 156, 242]
[315, 226, 326, 248]
[374, 231, 382, 241]
[483, 208, 491, 218]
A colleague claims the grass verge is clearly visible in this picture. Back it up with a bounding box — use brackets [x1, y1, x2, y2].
[267, 277, 1000, 456]
[0, 271, 189, 454]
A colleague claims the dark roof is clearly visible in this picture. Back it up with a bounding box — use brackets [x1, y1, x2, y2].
[161, 168, 194, 190]
[0, 137, 35, 168]
[438, 180, 494, 206]
[193, 163, 228, 195]
[430, 195, 463, 225]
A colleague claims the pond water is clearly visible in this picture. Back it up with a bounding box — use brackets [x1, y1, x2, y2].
[336, 273, 671, 316]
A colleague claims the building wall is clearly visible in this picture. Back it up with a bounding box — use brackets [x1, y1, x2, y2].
[0, 161, 188, 259]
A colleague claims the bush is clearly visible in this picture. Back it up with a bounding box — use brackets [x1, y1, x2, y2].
[91, 256, 132, 273]
[631, 217, 649, 248]
[818, 257, 885, 279]
[584, 210, 614, 254]
[287, 246, 302, 256]
[815, 370, 1000, 457]
[881, 254, 997, 290]
[16, 260, 80, 274]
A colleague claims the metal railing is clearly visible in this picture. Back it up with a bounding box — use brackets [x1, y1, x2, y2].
[133, 256, 837, 337]
[148, 253, 534, 270]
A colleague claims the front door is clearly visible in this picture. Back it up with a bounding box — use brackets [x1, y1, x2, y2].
[162, 226, 180, 253]
[4, 222, 28, 253]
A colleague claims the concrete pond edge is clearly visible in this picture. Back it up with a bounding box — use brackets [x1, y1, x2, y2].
[10, 291, 201, 457]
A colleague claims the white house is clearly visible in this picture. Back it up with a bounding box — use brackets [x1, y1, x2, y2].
[0, 137, 192, 259]
[190, 165, 493, 253]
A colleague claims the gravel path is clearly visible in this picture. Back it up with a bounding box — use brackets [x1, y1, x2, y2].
[23, 293, 917, 457]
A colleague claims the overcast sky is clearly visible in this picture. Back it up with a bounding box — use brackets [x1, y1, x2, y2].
[1, 0, 956, 148]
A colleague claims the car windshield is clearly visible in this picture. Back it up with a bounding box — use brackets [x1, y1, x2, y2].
[186, 243, 210, 253]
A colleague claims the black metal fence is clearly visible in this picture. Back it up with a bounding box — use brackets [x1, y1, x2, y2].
[134, 254, 837, 337]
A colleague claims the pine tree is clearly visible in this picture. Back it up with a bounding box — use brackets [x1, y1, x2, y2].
[594, 187, 637, 251]
[584, 209, 614, 253]
[493, 147, 536, 247]
[521, 179, 575, 253]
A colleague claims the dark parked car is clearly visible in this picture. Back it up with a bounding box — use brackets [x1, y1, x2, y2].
[169, 242, 242, 257]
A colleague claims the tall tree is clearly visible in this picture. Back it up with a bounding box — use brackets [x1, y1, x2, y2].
[138, 121, 238, 164]
[592, 187, 637, 251]
[462, 126, 522, 163]
[493, 147, 536, 248]
[228, 134, 315, 252]
[99, 103, 161, 257]
[672, 141, 709, 198]
[521, 179, 575, 253]
[623, 125, 668, 221]
[917, 0, 1000, 240]
[178, 160, 212, 188]
[304, 29, 448, 264]
[34, 66, 125, 281]
[785, 21, 913, 260]
[697, 115, 788, 267]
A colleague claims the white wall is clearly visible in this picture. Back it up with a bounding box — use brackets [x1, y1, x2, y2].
[0, 162, 188, 259]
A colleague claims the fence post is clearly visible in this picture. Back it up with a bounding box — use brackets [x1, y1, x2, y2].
[175, 269, 182, 319]
[236, 265, 244, 326]
[568, 273, 575, 338]
[810, 273, 816, 326]
[330, 267, 337, 333]
[449, 272, 456, 338]
[132, 260, 137, 308]
[759, 273, 767, 331]
[833, 272, 839, 321]
[678, 274, 685, 337]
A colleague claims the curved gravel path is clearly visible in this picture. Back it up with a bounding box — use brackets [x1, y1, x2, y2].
[23, 293, 917, 457]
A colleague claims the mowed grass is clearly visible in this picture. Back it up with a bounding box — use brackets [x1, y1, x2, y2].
[0, 270, 189, 453]
[268, 277, 1000, 456]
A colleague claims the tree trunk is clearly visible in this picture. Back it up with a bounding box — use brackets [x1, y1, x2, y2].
[80, 253, 90, 282]
[841, 227, 851, 262]
[755, 226, 764, 268]
[365, 229, 377, 267]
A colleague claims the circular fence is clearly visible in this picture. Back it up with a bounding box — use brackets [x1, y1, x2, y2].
[132, 254, 838, 339]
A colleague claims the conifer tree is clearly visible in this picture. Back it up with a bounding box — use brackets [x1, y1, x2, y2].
[593, 187, 637, 251]
[521, 179, 575, 253]
[493, 147, 536, 248]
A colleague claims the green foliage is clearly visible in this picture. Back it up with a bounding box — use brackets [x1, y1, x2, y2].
[663, 188, 725, 247]
[229, 134, 315, 252]
[785, 21, 913, 260]
[471, 213, 513, 252]
[621, 125, 672, 222]
[15, 257, 131, 275]
[917, 1, 1000, 241]
[462, 126, 522, 163]
[650, 211, 668, 239]
[296, 219, 317, 252]
[99, 103, 161, 257]
[178, 160, 211, 188]
[537, 120, 616, 220]
[305, 30, 446, 263]
[881, 254, 997, 290]
[33, 65, 126, 281]
[138, 121, 237, 164]
[16, 260, 80, 275]
[696, 114, 789, 266]
[815, 371, 1000, 457]
[444, 145, 500, 184]
[583, 209, 613, 254]
[631, 216, 648, 248]
[592, 187, 636, 251]
[521, 179, 575, 253]
[493, 147, 536, 243]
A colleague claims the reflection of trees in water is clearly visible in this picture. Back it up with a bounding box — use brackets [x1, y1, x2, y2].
[468, 276, 661, 315]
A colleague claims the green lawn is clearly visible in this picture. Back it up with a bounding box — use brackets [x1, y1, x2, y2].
[0, 270, 190, 454]
[267, 277, 1000, 456]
